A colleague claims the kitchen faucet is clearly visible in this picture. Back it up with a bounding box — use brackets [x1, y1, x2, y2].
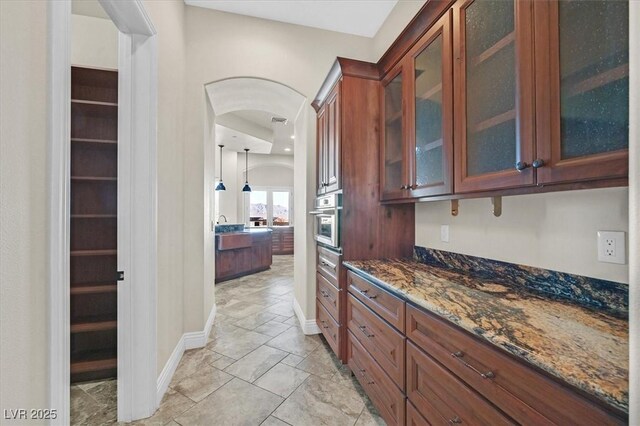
[217, 215, 228, 224]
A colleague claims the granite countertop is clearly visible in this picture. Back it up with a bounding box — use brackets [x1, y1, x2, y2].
[215, 227, 273, 234]
[343, 259, 629, 412]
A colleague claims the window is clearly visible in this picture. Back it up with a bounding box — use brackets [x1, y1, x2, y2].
[245, 187, 293, 227]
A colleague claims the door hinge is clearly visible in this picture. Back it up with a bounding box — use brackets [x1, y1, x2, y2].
[117, 271, 125, 281]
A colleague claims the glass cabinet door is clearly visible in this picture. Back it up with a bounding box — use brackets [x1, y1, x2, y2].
[454, 0, 535, 192]
[381, 66, 407, 200]
[535, 0, 629, 184]
[409, 11, 453, 197]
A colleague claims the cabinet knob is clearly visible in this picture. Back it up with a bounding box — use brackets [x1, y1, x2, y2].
[515, 161, 529, 172]
[532, 158, 545, 168]
[400, 185, 407, 190]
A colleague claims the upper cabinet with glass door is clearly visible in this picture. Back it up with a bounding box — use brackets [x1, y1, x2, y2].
[534, 0, 629, 184]
[381, 11, 454, 201]
[453, 0, 536, 193]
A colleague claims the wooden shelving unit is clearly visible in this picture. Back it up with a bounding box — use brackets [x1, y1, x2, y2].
[70, 66, 118, 383]
[470, 31, 515, 67]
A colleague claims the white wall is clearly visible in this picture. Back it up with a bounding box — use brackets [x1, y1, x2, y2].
[182, 5, 377, 327]
[143, 0, 188, 376]
[71, 14, 117, 69]
[372, 0, 425, 60]
[0, 0, 49, 415]
[415, 188, 629, 283]
[215, 149, 239, 223]
[234, 153, 294, 223]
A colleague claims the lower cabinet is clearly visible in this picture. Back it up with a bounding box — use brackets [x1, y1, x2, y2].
[215, 232, 272, 283]
[316, 245, 344, 361]
[347, 331, 406, 426]
[343, 269, 625, 426]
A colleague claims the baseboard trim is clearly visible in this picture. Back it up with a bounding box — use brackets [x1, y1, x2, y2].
[293, 296, 321, 335]
[156, 334, 184, 405]
[156, 304, 216, 405]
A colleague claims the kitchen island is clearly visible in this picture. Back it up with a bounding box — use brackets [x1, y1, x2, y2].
[214, 227, 272, 283]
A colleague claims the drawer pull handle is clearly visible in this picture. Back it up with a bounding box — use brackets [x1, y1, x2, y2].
[368, 294, 378, 299]
[451, 351, 495, 379]
[360, 289, 369, 294]
[367, 380, 375, 385]
[358, 325, 374, 338]
[320, 290, 329, 298]
[319, 257, 336, 270]
[448, 416, 462, 424]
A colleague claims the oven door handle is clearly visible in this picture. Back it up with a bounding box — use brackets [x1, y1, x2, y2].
[309, 210, 335, 216]
[309, 210, 324, 215]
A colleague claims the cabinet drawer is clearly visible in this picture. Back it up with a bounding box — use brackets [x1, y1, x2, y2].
[347, 331, 405, 426]
[406, 305, 624, 425]
[317, 272, 340, 321]
[316, 301, 340, 355]
[346, 294, 405, 389]
[317, 245, 340, 284]
[407, 400, 439, 426]
[347, 271, 405, 332]
[407, 341, 514, 426]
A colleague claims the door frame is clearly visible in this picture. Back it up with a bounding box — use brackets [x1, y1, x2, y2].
[48, 0, 158, 423]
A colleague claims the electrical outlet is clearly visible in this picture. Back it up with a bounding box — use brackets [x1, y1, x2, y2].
[597, 231, 625, 264]
[440, 225, 450, 243]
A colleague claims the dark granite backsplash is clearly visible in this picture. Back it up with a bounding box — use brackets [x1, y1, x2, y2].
[413, 246, 628, 318]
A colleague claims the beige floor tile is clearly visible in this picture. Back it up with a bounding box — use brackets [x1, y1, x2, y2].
[266, 327, 321, 357]
[254, 320, 291, 337]
[71, 386, 103, 425]
[174, 378, 283, 425]
[131, 388, 194, 425]
[272, 376, 365, 426]
[224, 345, 288, 382]
[172, 364, 234, 402]
[270, 314, 291, 323]
[234, 311, 278, 330]
[261, 416, 291, 426]
[170, 348, 222, 386]
[220, 300, 266, 319]
[354, 398, 386, 426]
[207, 328, 272, 359]
[280, 353, 304, 367]
[254, 363, 310, 398]
[210, 354, 236, 369]
[265, 300, 295, 317]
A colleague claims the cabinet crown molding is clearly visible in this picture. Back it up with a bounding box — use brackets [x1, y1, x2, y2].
[312, 57, 379, 111]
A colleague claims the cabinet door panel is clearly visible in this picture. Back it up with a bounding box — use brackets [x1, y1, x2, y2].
[325, 83, 341, 193]
[454, 0, 535, 192]
[381, 63, 409, 200]
[409, 11, 454, 198]
[535, 0, 629, 184]
[316, 106, 327, 195]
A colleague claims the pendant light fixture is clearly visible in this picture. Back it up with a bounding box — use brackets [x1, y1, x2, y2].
[242, 148, 252, 192]
[215, 144, 226, 191]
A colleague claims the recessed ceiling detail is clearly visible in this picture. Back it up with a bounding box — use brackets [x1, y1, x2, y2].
[184, 0, 398, 38]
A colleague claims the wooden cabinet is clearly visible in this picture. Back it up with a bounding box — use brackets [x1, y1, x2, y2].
[215, 231, 272, 283]
[534, 0, 629, 184]
[315, 245, 344, 359]
[271, 226, 294, 255]
[381, 11, 454, 201]
[453, 0, 536, 192]
[379, 0, 628, 201]
[316, 82, 341, 195]
[70, 66, 119, 383]
[343, 269, 625, 425]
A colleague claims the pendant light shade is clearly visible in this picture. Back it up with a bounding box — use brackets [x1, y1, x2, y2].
[242, 148, 252, 192]
[215, 144, 226, 191]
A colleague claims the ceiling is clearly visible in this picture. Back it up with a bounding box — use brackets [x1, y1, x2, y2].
[216, 110, 295, 156]
[184, 0, 398, 38]
[72, 0, 110, 19]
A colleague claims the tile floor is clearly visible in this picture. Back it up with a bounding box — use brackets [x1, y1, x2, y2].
[71, 255, 384, 425]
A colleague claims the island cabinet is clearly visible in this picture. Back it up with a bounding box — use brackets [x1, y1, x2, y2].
[380, 0, 629, 201]
[344, 269, 626, 426]
[215, 231, 272, 283]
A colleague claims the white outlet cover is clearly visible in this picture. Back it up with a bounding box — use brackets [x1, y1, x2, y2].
[597, 231, 626, 264]
[440, 225, 450, 243]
